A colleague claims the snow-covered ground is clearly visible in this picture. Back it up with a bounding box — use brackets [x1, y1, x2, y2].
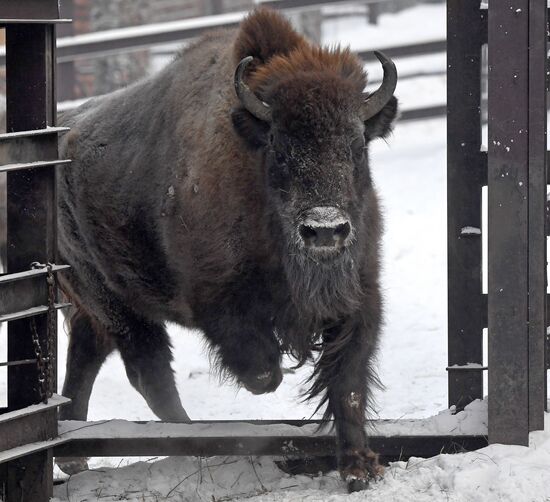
[52, 407, 550, 502]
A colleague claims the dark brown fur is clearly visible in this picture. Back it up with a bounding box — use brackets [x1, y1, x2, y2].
[57, 8, 398, 491]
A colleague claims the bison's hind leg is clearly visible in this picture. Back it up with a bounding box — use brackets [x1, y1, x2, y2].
[60, 308, 114, 420]
[58, 308, 114, 474]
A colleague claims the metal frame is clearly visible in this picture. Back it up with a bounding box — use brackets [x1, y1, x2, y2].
[447, 0, 547, 444]
[487, 0, 547, 444]
[0, 2, 70, 501]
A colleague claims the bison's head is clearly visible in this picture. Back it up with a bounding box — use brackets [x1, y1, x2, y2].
[231, 49, 397, 315]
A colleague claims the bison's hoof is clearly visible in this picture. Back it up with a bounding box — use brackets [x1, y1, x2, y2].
[56, 456, 89, 475]
[346, 476, 369, 493]
[340, 447, 383, 492]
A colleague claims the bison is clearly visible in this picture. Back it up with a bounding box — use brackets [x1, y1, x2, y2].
[57, 8, 398, 492]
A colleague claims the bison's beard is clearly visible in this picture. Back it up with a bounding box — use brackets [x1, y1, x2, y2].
[282, 242, 363, 320]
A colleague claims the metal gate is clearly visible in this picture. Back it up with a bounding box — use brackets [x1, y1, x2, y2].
[447, 0, 547, 445]
[0, 2, 71, 501]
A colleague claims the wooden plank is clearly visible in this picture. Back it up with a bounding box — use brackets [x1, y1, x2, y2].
[527, 0, 547, 432]
[487, 0, 530, 446]
[446, 0, 485, 410]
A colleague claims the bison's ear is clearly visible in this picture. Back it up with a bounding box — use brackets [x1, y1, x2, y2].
[363, 96, 398, 141]
[231, 107, 270, 150]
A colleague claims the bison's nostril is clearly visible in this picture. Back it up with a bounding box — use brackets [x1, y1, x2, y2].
[334, 222, 351, 242]
[299, 221, 351, 247]
[299, 224, 317, 243]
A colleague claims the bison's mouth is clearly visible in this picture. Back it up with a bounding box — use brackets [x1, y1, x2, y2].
[301, 244, 348, 265]
[240, 367, 283, 395]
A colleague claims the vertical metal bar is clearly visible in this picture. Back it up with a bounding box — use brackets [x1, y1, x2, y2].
[5, 450, 53, 501]
[488, 0, 529, 446]
[527, 0, 547, 433]
[5, 23, 57, 412]
[447, 0, 484, 410]
[3, 15, 60, 502]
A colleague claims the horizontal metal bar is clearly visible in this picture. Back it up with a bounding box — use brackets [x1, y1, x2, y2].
[400, 105, 446, 122]
[0, 396, 71, 464]
[446, 365, 488, 371]
[0, 395, 70, 424]
[55, 435, 488, 461]
[0, 20, 71, 26]
[0, 437, 70, 465]
[0, 159, 71, 173]
[0, 127, 70, 141]
[0, 302, 71, 323]
[0, 358, 45, 368]
[0, 264, 70, 284]
[54, 420, 488, 459]
[358, 40, 446, 62]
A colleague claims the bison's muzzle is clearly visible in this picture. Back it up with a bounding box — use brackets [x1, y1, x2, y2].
[298, 206, 352, 253]
[241, 366, 283, 395]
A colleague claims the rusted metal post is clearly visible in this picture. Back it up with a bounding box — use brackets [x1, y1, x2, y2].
[487, 0, 547, 445]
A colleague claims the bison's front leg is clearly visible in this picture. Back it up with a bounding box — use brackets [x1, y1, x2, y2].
[322, 315, 382, 493]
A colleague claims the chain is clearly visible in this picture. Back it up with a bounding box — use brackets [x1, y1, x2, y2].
[29, 315, 48, 403]
[29, 262, 57, 403]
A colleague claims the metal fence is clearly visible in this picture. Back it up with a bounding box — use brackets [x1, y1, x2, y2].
[447, 0, 547, 443]
[0, 2, 71, 501]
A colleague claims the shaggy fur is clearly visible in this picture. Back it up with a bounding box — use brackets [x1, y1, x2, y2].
[57, 8, 398, 491]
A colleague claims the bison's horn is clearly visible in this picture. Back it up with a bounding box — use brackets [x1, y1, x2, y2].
[234, 56, 272, 123]
[360, 51, 397, 121]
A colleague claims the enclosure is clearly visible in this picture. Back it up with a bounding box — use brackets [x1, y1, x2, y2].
[0, 0, 548, 500]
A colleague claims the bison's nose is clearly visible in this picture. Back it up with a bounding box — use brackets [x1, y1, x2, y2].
[299, 207, 352, 248]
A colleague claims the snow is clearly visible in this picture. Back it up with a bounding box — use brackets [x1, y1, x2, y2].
[460, 227, 482, 236]
[57, 400, 487, 440]
[323, 4, 445, 52]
